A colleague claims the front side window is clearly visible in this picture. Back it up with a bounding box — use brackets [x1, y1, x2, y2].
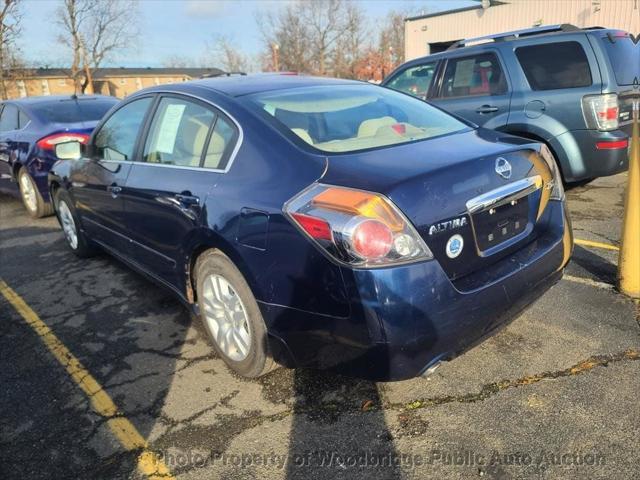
[441, 53, 507, 98]
[94, 97, 152, 161]
[516, 42, 592, 90]
[245, 85, 468, 154]
[385, 62, 437, 99]
[143, 97, 215, 167]
[0, 104, 19, 132]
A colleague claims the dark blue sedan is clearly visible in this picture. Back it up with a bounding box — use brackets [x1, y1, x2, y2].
[0, 95, 118, 217]
[48, 76, 572, 380]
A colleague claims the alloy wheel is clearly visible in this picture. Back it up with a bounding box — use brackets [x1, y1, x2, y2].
[58, 200, 78, 250]
[201, 274, 252, 361]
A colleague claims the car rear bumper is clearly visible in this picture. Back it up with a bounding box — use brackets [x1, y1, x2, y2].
[558, 129, 629, 182]
[260, 201, 572, 381]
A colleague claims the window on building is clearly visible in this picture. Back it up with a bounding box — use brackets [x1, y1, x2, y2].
[58, 79, 66, 86]
[41, 79, 50, 95]
[16, 80, 27, 98]
[515, 42, 592, 90]
[119, 78, 127, 85]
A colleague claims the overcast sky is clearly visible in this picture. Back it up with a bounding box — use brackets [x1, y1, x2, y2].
[20, 0, 476, 68]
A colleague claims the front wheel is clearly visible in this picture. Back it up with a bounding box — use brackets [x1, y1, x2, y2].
[18, 168, 53, 218]
[195, 250, 276, 378]
[53, 189, 96, 258]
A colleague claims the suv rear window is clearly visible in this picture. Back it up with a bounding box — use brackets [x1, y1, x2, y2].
[32, 98, 116, 124]
[516, 42, 592, 90]
[599, 32, 639, 86]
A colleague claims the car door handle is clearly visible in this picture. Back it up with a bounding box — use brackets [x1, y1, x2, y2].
[174, 193, 199, 207]
[476, 105, 499, 114]
[107, 184, 122, 198]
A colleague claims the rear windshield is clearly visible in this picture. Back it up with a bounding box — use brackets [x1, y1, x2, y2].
[32, 98, 117, 124]
[244, 84, 468, 153]
[599, 32, 639, 86]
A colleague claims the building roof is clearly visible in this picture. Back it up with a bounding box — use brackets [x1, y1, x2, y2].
[13, 67, 225, 79]
[405, 1, 507, 22]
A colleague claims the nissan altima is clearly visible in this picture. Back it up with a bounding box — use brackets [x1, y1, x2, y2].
[48, 76, 573, 381]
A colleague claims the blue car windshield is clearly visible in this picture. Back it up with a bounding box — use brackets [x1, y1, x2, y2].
[245, 84, 468, 153]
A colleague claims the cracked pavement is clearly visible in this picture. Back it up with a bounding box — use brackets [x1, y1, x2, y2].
[1, 173, 639, 479]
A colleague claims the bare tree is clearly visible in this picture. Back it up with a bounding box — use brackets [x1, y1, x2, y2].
[57, 0, 139, 94]
[378, 10, 406, 67]
[257, 5, 311, 73]
[0, 0, 23, 99]
[332, 2, 367, 78]
[259, 0, 360, 76]
[207, 34, 249, 73]
[163, 54, 193, 69]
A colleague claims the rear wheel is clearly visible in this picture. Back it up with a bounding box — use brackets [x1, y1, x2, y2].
[195, 250, 276, 378]
[18, 168, 53, 218]
[53, 189, 96, 258]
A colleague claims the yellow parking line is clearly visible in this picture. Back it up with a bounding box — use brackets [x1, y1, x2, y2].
[0, 280, 174, 480]
[575, 238, 620, 251]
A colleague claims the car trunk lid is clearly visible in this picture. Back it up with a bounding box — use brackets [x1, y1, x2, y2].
[321, 129, 554, 280]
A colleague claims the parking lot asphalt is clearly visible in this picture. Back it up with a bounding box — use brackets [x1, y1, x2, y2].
[1, 173, 639, 480]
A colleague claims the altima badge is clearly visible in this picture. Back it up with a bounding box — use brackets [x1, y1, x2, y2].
[495, 157, 512, 179]
[446, 234, 464, 259]
[429, 216, 468, 236]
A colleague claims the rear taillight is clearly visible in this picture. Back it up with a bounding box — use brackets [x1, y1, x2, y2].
[37, 132, 90, 151]
[539, 145, 564, 201]
[582, 94, 619, 131]
[285, 184, 432, 267]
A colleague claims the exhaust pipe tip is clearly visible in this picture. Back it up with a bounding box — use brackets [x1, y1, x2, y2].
[420, 361, 442, 378]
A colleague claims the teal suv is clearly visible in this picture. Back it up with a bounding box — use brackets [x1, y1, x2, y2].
[383, 24, 638, 183]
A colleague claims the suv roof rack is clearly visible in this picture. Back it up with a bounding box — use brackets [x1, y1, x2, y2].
[447, 24, 581, 50]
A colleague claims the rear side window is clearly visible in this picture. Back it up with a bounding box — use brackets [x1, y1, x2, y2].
[385, 62, 437, 99]
[599, 32, 639, 86]
[203, 116, 237, 170]
[32, 98, 116, 124]
[441, 53, 507, 98]
[18, 110, 30, 128]
[516, 42, 592, 90]
[94, 97, 152, 161]
[0, 104, 19, 132]
[144, 97, 215, 167]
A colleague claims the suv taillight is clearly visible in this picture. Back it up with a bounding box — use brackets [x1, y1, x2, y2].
[582, 93, 619, 131]
[284, 184, 432, 268]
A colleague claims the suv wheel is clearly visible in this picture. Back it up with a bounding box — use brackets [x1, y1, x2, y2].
[195, 250, 276, 378]
[18, 168, 53, 218]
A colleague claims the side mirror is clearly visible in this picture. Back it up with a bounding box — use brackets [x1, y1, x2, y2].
[55, 140, 84, 161]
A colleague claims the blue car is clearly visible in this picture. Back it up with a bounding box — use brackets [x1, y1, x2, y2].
[0, 95, 118, 217]
[48, 76, 573, 380]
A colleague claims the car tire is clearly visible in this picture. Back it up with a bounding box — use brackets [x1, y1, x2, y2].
[53, 189, 96, 258]
[195, 249, 277, 378]
[18, 168, 54, 218]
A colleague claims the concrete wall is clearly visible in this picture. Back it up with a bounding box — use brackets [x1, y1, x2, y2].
[405, 0, 640, 60]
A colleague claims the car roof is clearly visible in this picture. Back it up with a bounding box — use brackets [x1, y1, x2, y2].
[3, 95, 117, 106]
[188, 74, 365, 97]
